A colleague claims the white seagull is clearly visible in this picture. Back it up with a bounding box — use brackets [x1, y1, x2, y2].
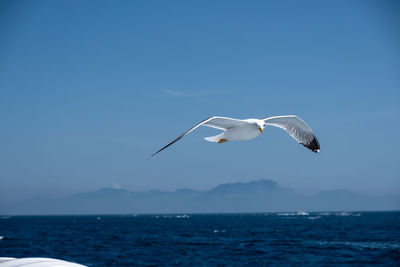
[151, 115, 320, 157]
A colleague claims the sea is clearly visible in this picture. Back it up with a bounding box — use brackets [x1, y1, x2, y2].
[0, 212, 399, 266]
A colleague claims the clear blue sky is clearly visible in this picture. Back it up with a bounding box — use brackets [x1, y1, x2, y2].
[0, 0, 399, 203]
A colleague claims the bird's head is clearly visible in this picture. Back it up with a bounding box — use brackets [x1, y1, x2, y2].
[256, 121, 266, 133]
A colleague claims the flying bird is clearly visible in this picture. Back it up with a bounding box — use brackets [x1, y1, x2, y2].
[151, 115, 320, 157]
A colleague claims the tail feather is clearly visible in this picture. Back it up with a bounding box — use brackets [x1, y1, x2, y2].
[204, 133, 224, 142]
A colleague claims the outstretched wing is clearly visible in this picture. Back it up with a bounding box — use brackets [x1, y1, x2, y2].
[263, 115, 320, 153]
[151, 116, 246, 157]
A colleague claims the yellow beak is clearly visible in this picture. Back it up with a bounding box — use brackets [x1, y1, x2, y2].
[259, 127, 264, 133]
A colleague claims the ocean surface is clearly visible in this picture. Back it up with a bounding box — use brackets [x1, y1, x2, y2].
[0, 212, 399, 266]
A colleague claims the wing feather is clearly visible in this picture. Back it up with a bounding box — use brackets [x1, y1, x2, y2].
[263, 115, 320, 153]
[151, 116, 246, 157]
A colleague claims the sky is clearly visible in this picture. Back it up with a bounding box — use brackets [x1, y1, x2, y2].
[0, 0, 399, 204]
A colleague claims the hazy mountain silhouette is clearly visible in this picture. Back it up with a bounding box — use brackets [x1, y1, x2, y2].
[2, 180, 399, 215]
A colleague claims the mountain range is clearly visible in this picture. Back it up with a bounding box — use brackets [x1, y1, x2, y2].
[1, 179, 399, 215]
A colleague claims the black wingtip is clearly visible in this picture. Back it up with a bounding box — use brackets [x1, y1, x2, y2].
[303, 136, 320, 153]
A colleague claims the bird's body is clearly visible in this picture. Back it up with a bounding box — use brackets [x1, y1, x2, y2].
[151, 115, 320, 157]
[204, 119, 263, 142]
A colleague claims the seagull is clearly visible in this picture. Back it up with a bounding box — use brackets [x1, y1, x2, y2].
[151, 115, 320, 157]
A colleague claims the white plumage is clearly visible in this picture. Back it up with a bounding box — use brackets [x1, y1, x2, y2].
[151, 115, 320, 157]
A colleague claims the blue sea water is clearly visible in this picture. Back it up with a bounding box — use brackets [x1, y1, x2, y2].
[0, 212, 399, 266]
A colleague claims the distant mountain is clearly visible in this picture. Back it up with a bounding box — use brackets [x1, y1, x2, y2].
[2, 180, 399, 215]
